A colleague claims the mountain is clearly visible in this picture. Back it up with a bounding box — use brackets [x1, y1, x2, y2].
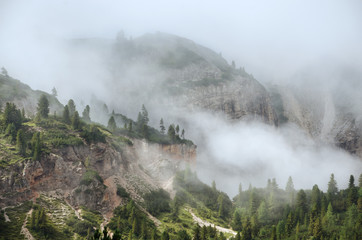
[269, 84, 362, 158]
[67, 32, 278, 125]
[0, 74, 63, 117]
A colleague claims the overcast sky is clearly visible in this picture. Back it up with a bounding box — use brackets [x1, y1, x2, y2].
[1, 0, 361, 91]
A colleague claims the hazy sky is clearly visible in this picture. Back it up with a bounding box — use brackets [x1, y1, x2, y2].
[1, 0, 361, 91]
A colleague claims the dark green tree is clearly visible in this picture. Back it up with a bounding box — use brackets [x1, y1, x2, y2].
[82, 105, 91, 122]
[176, 230, 191, 240]
[108, 116, 117, 132]
[327, 173, 338, 200]
[270, 225, 277, 240]
[160, 118, 165, 134]
[72, 111, 81, 130]
[141, 104, 149, 125]
[68, 99, 76, 117]
[347, 175, 358, 206]
[63, 105, 71, 124]
[31, 132, 42, 161]
[16, 129, 26, 156]
[285, 176, 295, 205]
[37, 94, 49, 119]
[3, 102, 22, 129]
[167, 125, 176, 142]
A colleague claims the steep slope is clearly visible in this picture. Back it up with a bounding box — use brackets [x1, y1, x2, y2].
[0, 74, 63, 117]
[269, 84, 362, 157]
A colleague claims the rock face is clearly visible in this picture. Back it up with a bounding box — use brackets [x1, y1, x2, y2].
[269, 85, 362, 157]
[0, 139, 197, 216]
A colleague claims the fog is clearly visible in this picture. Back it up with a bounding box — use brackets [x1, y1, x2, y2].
[1, 0, 361, 196]
[186, 112, 362, 196]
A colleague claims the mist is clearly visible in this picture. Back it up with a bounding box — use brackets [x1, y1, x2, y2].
[186, 112, 362, 197]
[1, 0, 362, 197]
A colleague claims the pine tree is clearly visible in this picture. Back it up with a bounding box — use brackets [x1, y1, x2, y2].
[140, 219, 148, 239]
[181, 129, 185, 139]
[313, 217, 323, 240]
[68, 99, 76, 117]
[63, 105, 71, 124]
[82, 105, 91, 122]
[37, 94, 49, 119]
[327, 173, 338, 200]
[128, 121, 133, 132]
[242, 218, 252, 240]
[16, 129, 26, 156]
[108, 116, 117, 132]
[359, 174, 362, 188]
[132, 217, 140, 236]
[72, 111, 81, 130]
[167, 125, 176, 142]
[3, 102, 22, 129]
[270, 225, 277, 240]
[212, 180, 217, 191]
[160, 118, 165, 134]
[141, 104, 149, 125]
[51, 87, 57, 97]
[257, 201, 268, 225]
[347, 175, 358, 206]
[232, 210, 242, 231]
[175, 125, 180, 135]
[285, 176, 295, 205]
[1, 67, 9, 77]
[31, 132, 42, 161]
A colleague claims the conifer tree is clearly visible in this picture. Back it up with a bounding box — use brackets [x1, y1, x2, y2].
[347, 175, 358, 206]
[108, 116, 117, 132]
[63, 105, 71, 124]
[327, 173, 338, 199]
[232, 210, 242, 231]
[160, 118, 165, 134]
[285, 176, 295, 205]
[242, 218, 252, 240]
[72, 111, 81, 130]
[270, 225, 277, 240]
[68, 99, 76, 117]
[16, 129, 26, 156]
[141, 104, 149, 125]
[167, 125, 176, 142]
[37, 94, 49, 119]
[82, 105, 91, 122]
[132, 217, 140, 236]
[181, 129, 185, 139]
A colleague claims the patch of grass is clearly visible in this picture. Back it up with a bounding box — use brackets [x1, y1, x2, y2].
[0, 201, 33, 240]
[80, 169, 103, 186]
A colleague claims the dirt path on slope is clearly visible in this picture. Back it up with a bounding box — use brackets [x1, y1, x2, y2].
[20, 209, 35, 240]
[187, 209, 236, 236]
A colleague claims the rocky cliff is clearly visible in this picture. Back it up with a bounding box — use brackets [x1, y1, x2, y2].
[269, 85, 362, 158]
[0, 138, 197, 218]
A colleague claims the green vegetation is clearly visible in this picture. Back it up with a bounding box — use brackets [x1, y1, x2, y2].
[0, 201, 33, 240]
[111, 105, 194, 146]
[80, 169, 104, 186]
[116, 184, 130, 198]
[144, 189, 171, 216]
[159, 47, 205, 69]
